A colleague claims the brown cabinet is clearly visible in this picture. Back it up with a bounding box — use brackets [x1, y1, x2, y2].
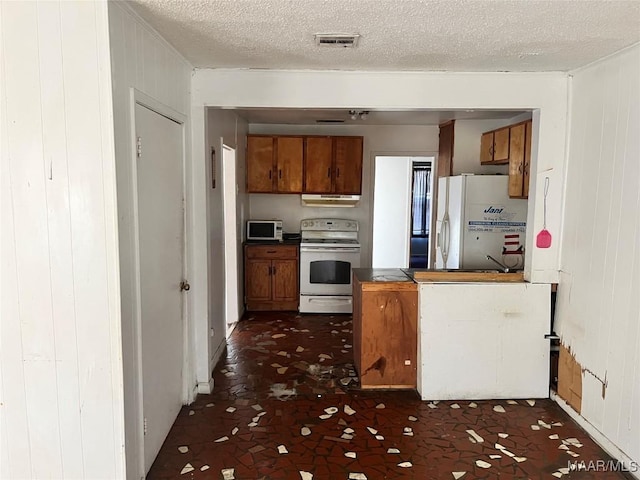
[480, 126, 510, 164]
[437, 120, 455, 178]
[479, 120, 533, 198]
[246, 135, 303, 193]
[352, 270, 418, 389]
[244, 244, 299, 311]
[304, 136, 363, 194]
[508, 120, 532, 198]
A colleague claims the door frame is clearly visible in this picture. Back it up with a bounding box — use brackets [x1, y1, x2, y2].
[128, 88, 190, 477]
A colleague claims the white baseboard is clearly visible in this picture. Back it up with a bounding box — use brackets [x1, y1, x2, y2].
[551, 391, 639, 479]
[196, 377, 214, 395]
[208, 338, 228, 385]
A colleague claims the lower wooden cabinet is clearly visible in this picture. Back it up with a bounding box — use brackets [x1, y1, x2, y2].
[352, 274, 418, 389]
[244, 244, 299, 311]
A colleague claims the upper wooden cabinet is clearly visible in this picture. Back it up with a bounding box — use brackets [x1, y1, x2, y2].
[508, 120, 532, 198]
[479, 120, 533, 198]
[246, 135, 303, 193]
[248, 134, 363, 195]
[304, 136, 363, 194]
[480, 126, 510, 164]
[304, 137, 333, 193]
[333, 136, 363, 194]
[438, 121, 455, 177]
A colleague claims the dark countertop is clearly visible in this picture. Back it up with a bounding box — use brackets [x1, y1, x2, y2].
[352, 268, 413, 283]
[244, 239, 301, 246]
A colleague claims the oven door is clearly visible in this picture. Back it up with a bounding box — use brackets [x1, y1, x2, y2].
[300, 246, 361, 295]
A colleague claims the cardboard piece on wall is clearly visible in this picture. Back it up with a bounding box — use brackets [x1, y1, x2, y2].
[558, 345, 582, 413]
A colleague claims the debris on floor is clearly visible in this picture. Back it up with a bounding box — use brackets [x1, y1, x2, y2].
[146, 312, 628, 479]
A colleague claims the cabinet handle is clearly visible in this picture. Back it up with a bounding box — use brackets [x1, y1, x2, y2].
[266, 250, 276, 253]
[327, 167, 331, 177]
[336, 168, 340, 178]
[279, 169, 282, 179]
[268, 266, 272, 275]
[269, 170, 272, 179]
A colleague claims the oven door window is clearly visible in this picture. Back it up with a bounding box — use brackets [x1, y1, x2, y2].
[310, 260, 351, 284]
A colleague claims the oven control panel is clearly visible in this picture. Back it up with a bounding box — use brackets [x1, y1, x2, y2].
[300, 219, 359, 232]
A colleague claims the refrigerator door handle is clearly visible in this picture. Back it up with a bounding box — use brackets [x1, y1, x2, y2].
[441, 214, 450, 266]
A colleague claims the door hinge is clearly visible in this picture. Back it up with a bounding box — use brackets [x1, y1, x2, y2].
[143, 417, 148, 435]
[136, 136, 142, 158]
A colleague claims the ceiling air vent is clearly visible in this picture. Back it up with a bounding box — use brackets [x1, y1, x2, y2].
[315, 34, 360, 48]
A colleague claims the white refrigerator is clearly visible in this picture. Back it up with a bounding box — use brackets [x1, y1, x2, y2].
[435, 175, 528, 270]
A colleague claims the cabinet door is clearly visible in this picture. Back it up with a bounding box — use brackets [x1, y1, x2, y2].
[508, 123, 526, 198]
[480, 132, 494, 164]
[304, 136, 333, 193]
[276, 136, 303, 193]
[438, 121, 455, 176]
[245, 258, 271, 302]
[271, 259, 298, 301]
[523, 121, 532, 198]
[247, 136, 275, 193]
[334, 136, 363, 194]
[493, 127, 510, 163]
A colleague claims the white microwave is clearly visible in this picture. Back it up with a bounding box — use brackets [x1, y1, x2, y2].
[246, 220, 283, 242]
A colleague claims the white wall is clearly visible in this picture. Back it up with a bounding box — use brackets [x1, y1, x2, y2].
[1, 1, 125, 478]
[248, 124, 439, 266]
[205, 109, 249, 379]
[107, 3, 193, 478]
[193, 69, 569, 283]
[555, 44, 640, 468]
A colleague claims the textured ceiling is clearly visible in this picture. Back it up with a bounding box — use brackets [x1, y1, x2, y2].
[127, 0, 639, 72]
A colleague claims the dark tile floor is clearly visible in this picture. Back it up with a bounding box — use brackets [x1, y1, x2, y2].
[148, 312, 628, 479]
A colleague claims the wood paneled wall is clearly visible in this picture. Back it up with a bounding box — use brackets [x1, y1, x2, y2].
[1, 1, 125, 478]
[107, 3, 193, 478]
[556, 44, 639, 465]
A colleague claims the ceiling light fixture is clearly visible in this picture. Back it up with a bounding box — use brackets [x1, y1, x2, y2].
[349, 110, 369, 121]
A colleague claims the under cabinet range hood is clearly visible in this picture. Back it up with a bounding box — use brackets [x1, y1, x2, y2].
[301, 194, 360, 208]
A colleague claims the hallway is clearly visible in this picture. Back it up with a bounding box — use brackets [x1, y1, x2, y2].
[148, 312, 626, 479]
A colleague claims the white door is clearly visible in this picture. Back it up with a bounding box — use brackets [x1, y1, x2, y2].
[135, 103, 185, 473]
[222, 145, 239, 335]
[372, 156, 413, 268]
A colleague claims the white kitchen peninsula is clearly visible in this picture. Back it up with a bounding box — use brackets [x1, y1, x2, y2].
[411, 276, 551, 401]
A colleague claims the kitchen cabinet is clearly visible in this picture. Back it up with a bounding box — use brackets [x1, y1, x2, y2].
[352, 269, 418, 389]
[480, 126, 510, 164]
[304, 136, 363, 194]
[244, 244, 299, 311]
[437, 120, 454, 178]
[246, 135, 303, 193]
[508, 120, 532, 198]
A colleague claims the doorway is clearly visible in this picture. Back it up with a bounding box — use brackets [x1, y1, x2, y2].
[134, 101, 186, 474]
[372, 155, 435, 268]
[222, 144, 239, 336]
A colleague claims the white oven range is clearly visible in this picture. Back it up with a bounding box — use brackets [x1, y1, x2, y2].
[299, 218, 360, 314]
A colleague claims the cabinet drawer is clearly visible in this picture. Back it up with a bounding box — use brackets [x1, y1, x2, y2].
[245, 245, 298, 259]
